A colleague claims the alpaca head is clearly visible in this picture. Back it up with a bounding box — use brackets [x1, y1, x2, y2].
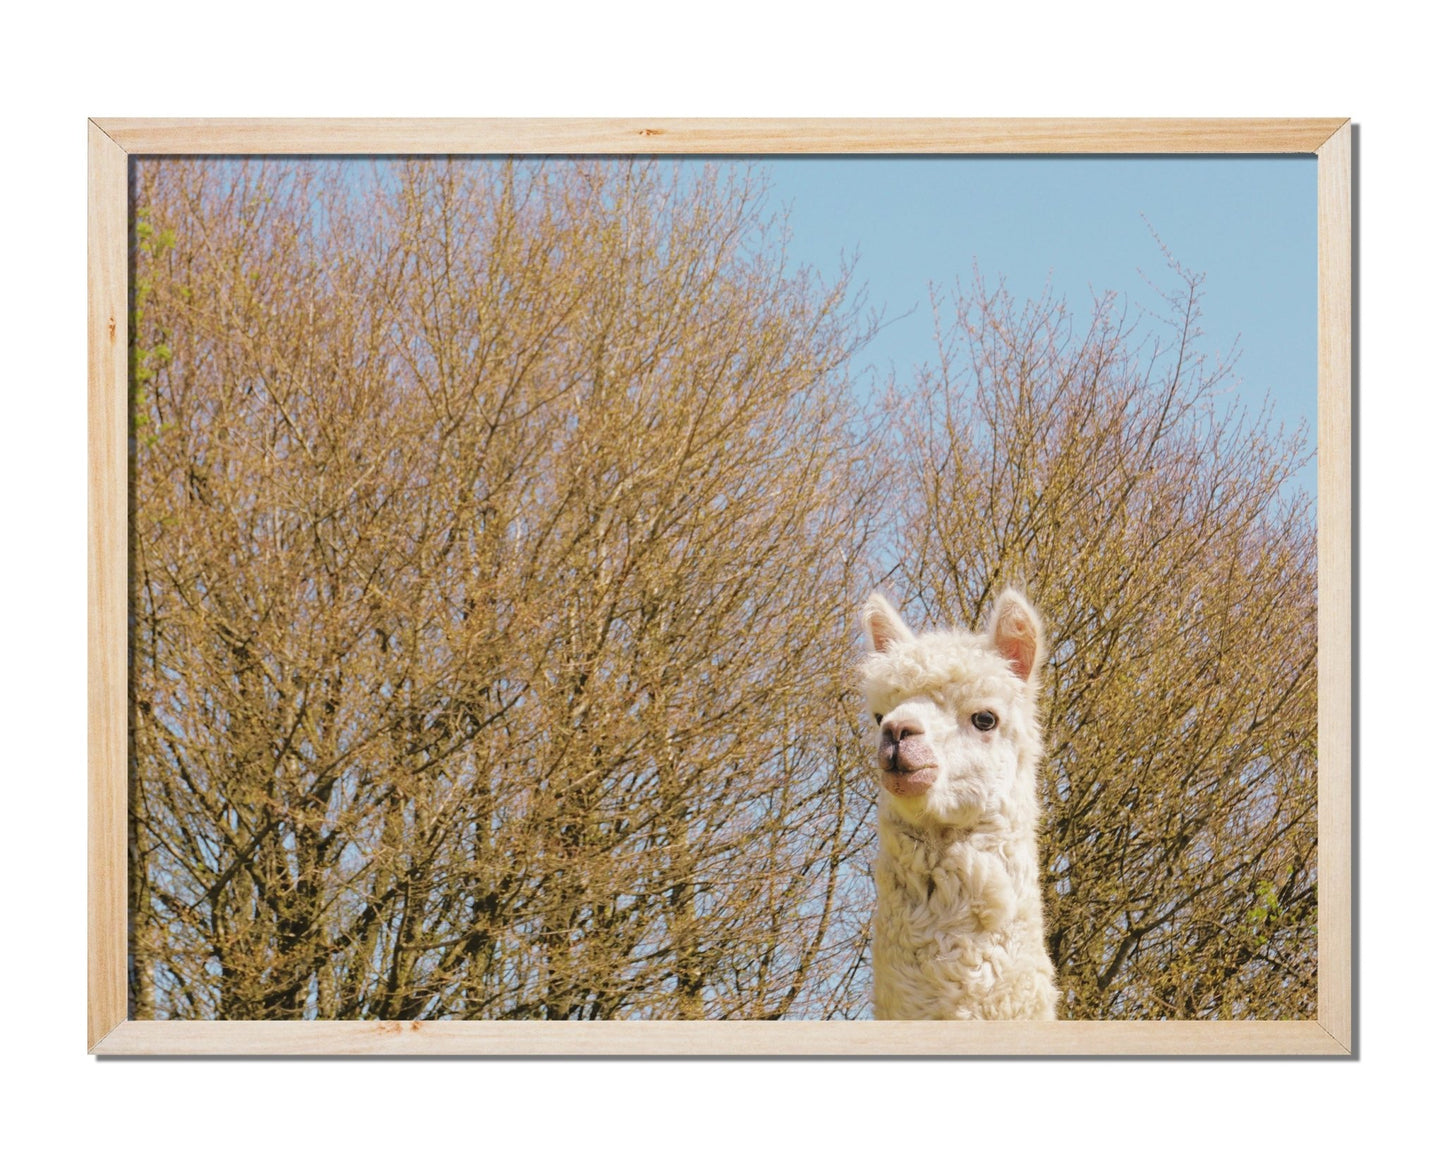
[860, 591, 1045, 829]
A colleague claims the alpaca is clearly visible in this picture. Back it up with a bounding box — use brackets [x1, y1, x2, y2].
[860, 590, 1059, 1020]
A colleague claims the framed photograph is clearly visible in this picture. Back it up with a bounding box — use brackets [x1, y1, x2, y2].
[89, 118, 1352, 1055]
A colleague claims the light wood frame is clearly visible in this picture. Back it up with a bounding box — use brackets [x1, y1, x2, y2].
[89, 118, 1353, 1056]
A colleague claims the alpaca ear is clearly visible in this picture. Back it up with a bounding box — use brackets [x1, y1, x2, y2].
[863, 593, 913, 653]
[989, 590, 1043, 682]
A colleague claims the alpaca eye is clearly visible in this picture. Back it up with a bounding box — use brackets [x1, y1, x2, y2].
[873, 713, 883, 726]
[971, 711, 997, 732]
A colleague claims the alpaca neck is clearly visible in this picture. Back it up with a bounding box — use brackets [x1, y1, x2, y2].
[876, 802, 1043, 922]
[878, 797, 1038, 864]
[872, 797, 1056, 1020]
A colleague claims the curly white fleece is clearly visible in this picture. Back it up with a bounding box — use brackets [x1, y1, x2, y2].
[861, 594, 1059, 1020]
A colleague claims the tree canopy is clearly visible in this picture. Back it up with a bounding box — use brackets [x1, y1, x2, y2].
[894, 271, 1317, 1017]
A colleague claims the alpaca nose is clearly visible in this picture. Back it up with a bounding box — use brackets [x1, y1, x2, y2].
[881, 717, 921, 746]
[877, 714, 938, 785]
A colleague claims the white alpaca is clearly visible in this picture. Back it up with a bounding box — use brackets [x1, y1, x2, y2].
[860, 591, 1059, 1020]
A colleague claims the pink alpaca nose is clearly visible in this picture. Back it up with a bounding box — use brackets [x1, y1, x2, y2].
[880, 717, 922, 745]
[877, 718, 938, 795]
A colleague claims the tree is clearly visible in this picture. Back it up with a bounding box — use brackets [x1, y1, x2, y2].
[129, 157, 882, 1019]
[890, 265, 1317, 1017]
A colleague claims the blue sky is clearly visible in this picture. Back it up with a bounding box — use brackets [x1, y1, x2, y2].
[739, 156, 1318, 496]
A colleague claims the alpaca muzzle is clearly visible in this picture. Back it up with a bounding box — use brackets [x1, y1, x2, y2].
[878, 724, 938, 797]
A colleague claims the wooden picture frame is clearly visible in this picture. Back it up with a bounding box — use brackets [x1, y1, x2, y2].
[88, 118, 1352, 1055]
